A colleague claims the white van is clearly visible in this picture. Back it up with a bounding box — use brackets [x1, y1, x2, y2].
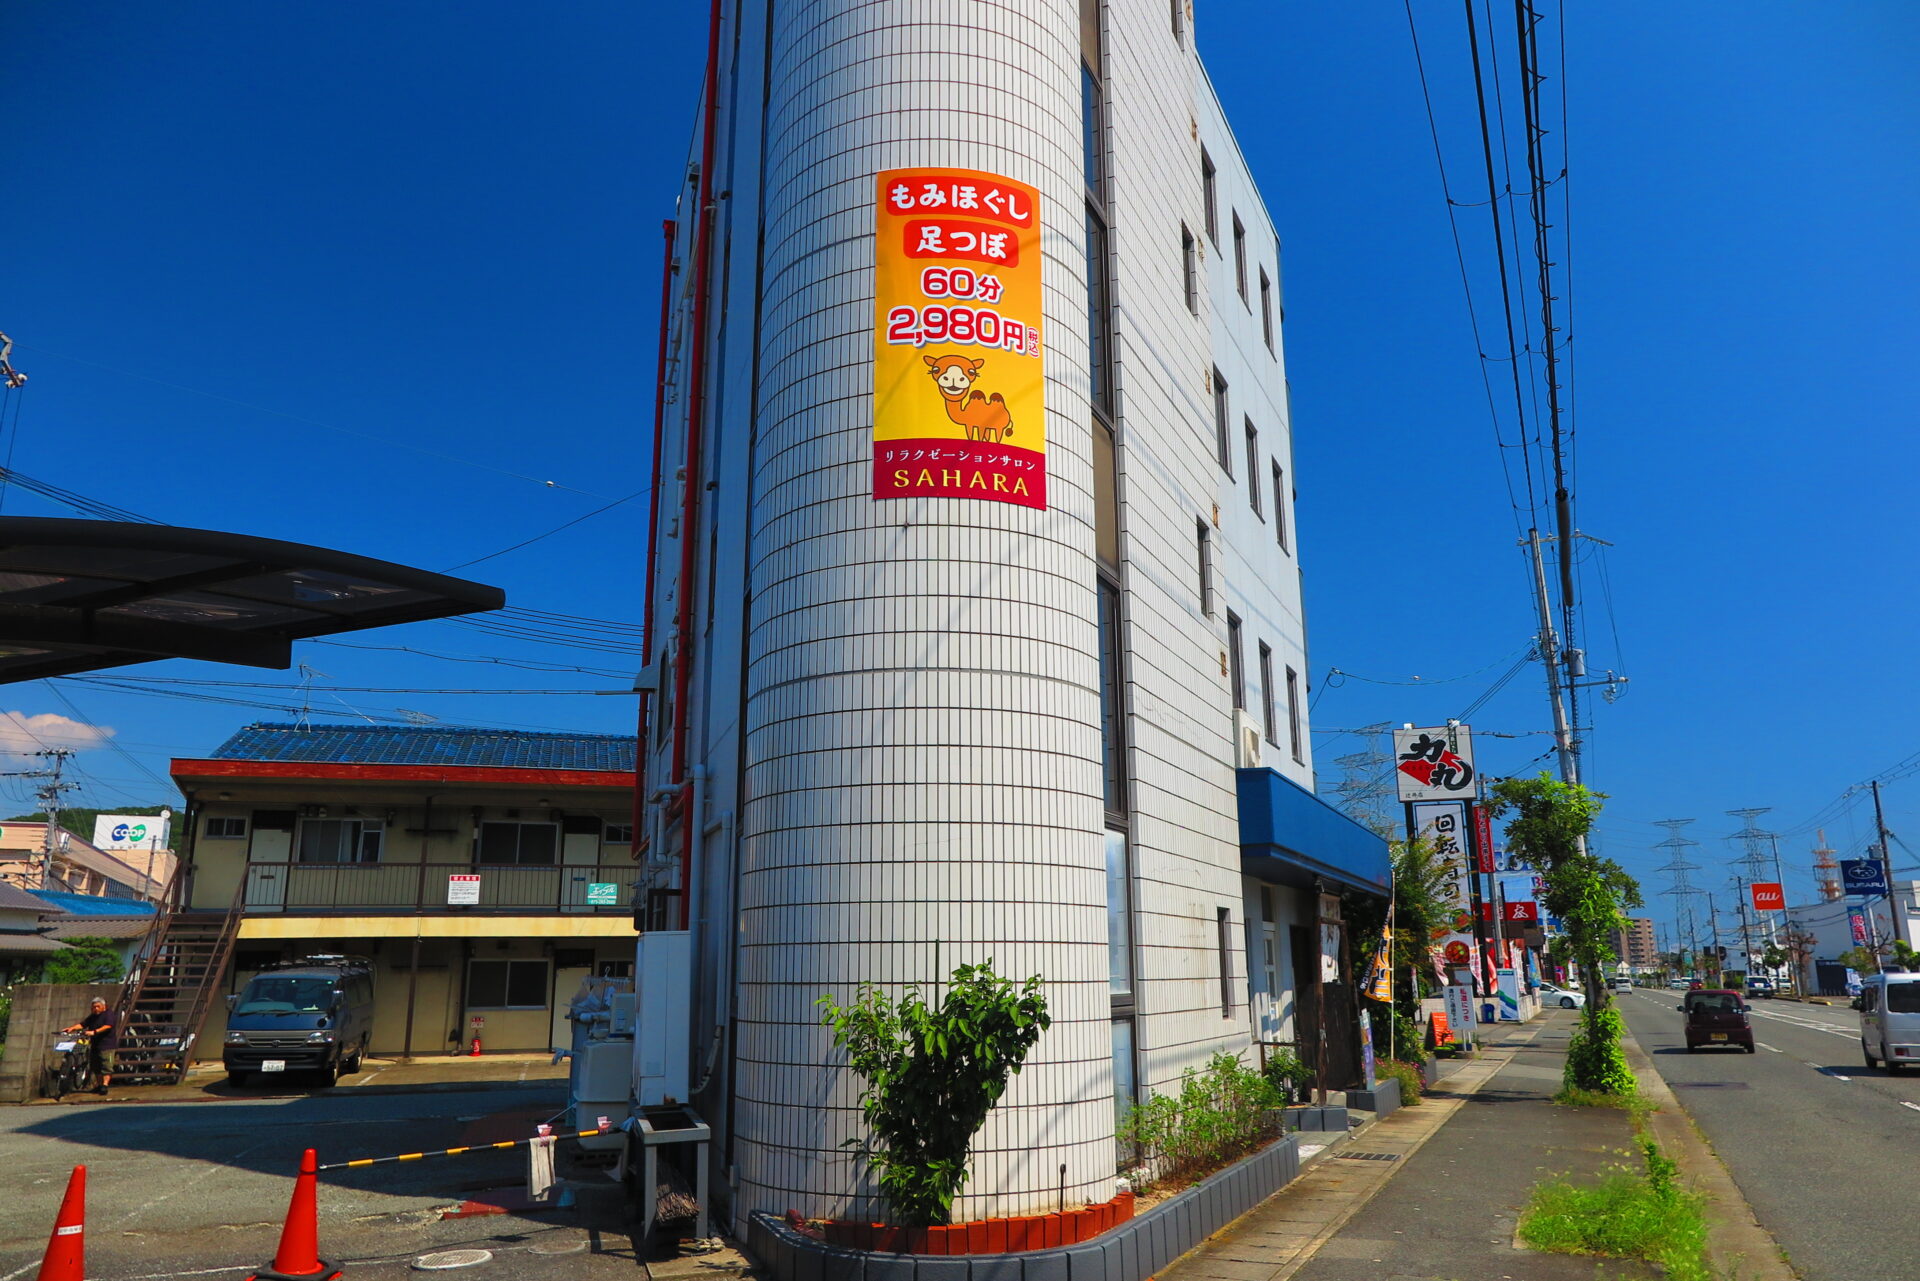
[1855, 971, 1920, 1073]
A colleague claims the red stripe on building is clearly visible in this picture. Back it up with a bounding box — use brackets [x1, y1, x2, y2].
[169, 759, 636, 788]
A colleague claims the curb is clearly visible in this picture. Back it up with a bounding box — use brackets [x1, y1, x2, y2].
[1620, 1023, 1795, 1280]
[10, 1077, 565, 1107]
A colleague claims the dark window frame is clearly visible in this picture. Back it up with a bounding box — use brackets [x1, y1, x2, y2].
[466, 957, 550, 1010]
[1258, 642, 1278, 744]
[1182, 224, 1199, 314]
[206, 816, 248, 840]
[295, 817, 382, 865]
[1286, 666, 1304, 763]
[1245, 418, 1261, 515]
[1272, 461, 1290, 551]
[476, 819, 559, 867]
[1201, 148, 1218, 245]
[1212, 368, 1231, 473]
[1259, 268, 1275, 350]
[1232, 213, 1248, 303]
[1196, 520, 1215, 616]
[1226, 612, 1246, 712]
[1217, 906, 1234, 1017]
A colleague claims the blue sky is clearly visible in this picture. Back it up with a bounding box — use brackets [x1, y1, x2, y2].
[4, 4, 1916, 940]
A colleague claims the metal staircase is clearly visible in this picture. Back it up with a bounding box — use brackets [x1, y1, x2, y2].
[112, 874, 245, 1084]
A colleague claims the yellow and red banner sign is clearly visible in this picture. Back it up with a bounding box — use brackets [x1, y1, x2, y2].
[873, 167, 1046, 508]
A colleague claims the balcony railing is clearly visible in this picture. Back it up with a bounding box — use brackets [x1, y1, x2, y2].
[238, 861, 641, 914]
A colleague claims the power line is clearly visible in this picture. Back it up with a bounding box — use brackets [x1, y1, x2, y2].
[444, 486, 652, 572]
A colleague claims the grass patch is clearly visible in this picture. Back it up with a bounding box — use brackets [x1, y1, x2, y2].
[1554, 1085, 1658, 1125]
[1520, 1136, 1713, 1281]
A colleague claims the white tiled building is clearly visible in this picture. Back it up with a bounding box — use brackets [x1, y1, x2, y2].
[638, 0, 1387, 1232]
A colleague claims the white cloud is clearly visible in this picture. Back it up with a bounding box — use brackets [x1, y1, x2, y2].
[0, 711, 116, 757]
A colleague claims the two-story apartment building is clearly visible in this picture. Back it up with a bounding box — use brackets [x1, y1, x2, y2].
[170, 723, 641, 1059]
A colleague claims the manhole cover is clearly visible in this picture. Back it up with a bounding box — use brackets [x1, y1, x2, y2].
[1336, 1151, 1400, 1161]
[413, 1250, 494, 1270]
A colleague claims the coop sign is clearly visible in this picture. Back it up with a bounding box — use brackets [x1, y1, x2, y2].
[873, 167, 1047, 509]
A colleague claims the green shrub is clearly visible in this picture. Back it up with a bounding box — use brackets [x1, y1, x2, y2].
[44, 938, 123, 985]
[1519, 1137, 1710, 1281]
[818, 960, 1050, 1226]
[0, 988, 10, 1043]
[1564, 1006, 1636, 1097]
[1120, 1052, 1281, 1190]
[1374, 1058, 1424, 1106]
[1260, 1046, 1312, 1104]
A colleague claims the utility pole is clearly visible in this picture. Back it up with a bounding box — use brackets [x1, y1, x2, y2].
[1525, 529, 1578, 785]
[31, 749, 80, 892]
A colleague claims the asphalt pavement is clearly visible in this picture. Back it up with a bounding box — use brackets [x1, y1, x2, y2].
[0, 1080, 664, 1281]
[1617, 987, 1920, 1281]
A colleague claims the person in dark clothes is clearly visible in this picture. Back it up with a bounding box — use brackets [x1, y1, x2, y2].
[61, 997, 117, 1094]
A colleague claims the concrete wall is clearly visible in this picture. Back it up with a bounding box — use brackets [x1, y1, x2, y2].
[0, 983, 123, 1102]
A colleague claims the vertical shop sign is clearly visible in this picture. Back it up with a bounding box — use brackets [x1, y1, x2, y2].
[874, 168, 1047, 508]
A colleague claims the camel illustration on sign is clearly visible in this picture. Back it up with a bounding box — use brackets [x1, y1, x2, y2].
[924, 353, 1015, 443]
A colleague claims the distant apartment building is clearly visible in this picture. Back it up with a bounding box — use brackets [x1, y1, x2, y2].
[168, 724, 640, 1060]
[0, 821, 172, 903]
[632, 0, 1385, 1232]
[1612, 917, 1657, 969]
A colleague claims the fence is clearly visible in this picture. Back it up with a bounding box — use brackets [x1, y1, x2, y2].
[239, 862, 639, 913]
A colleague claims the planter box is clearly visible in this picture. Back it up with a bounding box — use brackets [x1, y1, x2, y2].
[750, 1135, 1300, 1281]
[1344, 1076, 1400, 1117]
[1282, 1105, 1349, 1133]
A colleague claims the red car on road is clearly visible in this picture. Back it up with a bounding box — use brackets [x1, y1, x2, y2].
[1680, 989, 1756, 1053]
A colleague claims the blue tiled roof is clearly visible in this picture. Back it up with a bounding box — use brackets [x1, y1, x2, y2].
[32, 890, 158, 916]
[206, 723, 637, 773]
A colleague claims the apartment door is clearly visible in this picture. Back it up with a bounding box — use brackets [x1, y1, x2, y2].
[244, 811, 294, 911]
[560, 818, 601, 913]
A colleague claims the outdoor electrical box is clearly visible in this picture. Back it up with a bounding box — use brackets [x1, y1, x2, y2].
[633, 930, 691, 1106]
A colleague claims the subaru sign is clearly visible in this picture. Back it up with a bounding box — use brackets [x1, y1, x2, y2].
[1839, 858, 1889, 897]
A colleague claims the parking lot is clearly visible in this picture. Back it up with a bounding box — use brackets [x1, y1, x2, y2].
[0, 1078, 693, 1281]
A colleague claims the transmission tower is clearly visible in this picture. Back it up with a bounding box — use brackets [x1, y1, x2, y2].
[1652, 818, 1706, 967]
[1725, 808, 1779, 960]
[1811, 829, 1841, 902]
[1330, 722, 1394, 830]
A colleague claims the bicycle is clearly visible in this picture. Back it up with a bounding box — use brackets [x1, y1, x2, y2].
[48, 1034, 95, 1101]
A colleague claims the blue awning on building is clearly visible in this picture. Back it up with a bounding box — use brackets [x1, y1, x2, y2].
[1237, 767, 1391, 896]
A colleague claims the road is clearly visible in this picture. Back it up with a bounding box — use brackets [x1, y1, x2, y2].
[1618, 987, 1920, 1281]
[0, 1081, 656, 1281]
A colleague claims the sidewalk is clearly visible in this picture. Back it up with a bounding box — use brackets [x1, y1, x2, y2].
[1159, 1011, 1659, 1281]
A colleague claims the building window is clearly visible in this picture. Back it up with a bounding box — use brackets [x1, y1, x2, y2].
[1259, 642, 1278, 743]
[1212, 368, 1231, 472]
[1196, 520, 1214, 616]
[1245, 419, 1261, 515]
[1170, 0, 1183, 42]
[604, 823, 635, 845]
[477, 821, 558, 866]
[1286, 666, 1304, 763]
[467, 958, 549, 1010]
[1217, 906, 1234, 1017]
[1111, 1016, 1137, 1152]
[1232, 214, 1247, 302]
[1259, 268, 1275, 350]
[1094, 420, 1120, 571]
[1097, 578, 1129, 815]
[1201, 148, 1218, 245]
[1105, 829, 1133, 995]
[1272, 462, 1289, 552]
[1182, 225, 1198, 314]
[296, 818, 381, 865]
[1082, 62, 1106, 200]
[1227, 612, 1246, 711]
[206, 817, 247, 840]
[1086, 204, 1113, 419]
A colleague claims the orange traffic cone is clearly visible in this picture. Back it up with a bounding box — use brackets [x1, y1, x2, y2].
[247, 1150, 341, 1281]
[35, 1165, 85, 1281]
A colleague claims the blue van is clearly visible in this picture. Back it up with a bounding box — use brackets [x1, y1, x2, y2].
[222, 955, 375, 1086]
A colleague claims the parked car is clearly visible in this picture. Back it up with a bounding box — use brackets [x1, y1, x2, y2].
[1668, 976, 1695, 990]
[223, 954, 375, 1087]
[1612, 977, 1635, 993]
[1853, 971, 1920, 1073]
[1537, 982, 1586, 1010]
[1679, 989, 1755, 1053]
[1745, 975, 1776, 999]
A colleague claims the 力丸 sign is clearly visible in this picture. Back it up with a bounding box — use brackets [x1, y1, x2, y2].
[1393, 725, 1476, 802]
[874, 168, 1046, 508]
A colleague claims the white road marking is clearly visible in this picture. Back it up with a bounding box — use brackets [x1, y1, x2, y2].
[1756, 1042, 1781, 1052]
[1802, 1061, 1852, 1081]
[1902, 1101, 1920, 1114]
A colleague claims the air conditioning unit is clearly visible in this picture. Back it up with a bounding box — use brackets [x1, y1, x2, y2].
[1233, 709, 1264, 769]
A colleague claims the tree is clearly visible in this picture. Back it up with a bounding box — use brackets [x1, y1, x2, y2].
[1345, 832, 1454, 1057]
[43, 937, 125, 985]
[818, 960, 1050, 1226]
[1485, 773, 1642, 1096]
